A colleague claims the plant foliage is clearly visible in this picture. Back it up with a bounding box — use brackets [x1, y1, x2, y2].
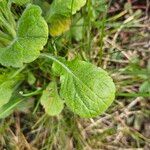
[0, 0, 116, 118]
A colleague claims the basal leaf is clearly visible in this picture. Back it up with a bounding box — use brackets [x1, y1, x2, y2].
[53, 58, 116, 118]
[46, 0, 86, 36]
[0, 4, 48, 67]
[40, 81, 64, 116]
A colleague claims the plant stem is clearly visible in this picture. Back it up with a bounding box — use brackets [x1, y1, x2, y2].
[40, 53, 69, 72]
[10, 65, 26, 79]
[117, 92, 150, 98]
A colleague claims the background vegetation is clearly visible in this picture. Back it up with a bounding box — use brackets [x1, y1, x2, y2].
[0, 0, 150, 149]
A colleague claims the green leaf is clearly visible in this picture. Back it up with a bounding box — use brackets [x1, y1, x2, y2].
[0, 70, 22, 108]
[0, 80, 16, 108]
[0, 95, 23, 119]
[53, 58, 116, 118]
[10, 0, 31, 5]
[27, 71, 36, 85]
[46, 0, 86, 36]
[0, 4, 48, 67]
[40, 81, 64, 116]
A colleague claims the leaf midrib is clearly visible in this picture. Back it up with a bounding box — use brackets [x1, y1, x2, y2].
[41, 53, 108, 107]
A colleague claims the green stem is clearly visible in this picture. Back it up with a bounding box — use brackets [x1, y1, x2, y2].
[40, 53, 71, 73]
[87, 0, 92, 53]
[117, 92, 150, 98]
[98, 0, 113, 65]
[20, 88, 43, 97]
[10, 65, 26, 79]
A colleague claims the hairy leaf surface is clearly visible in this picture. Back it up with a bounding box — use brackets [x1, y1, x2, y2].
[0, 5, 48, 67]
[40, 81, 64, 116]
[53, 58, 116, 118]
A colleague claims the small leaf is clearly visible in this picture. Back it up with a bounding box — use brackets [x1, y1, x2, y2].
[40, 81, 64, 116]
[46, 0, 86, 36]
[27, 72, 36, 85]
[53, 58, 116, 118]
[0, 4, 48, 67]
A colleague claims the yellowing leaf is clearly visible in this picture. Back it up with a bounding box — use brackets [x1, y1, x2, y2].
[46, 0, 86, 36]
[49, 16, 71, 36]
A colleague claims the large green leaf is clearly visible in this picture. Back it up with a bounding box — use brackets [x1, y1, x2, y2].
[0, 4, 48, 67]
[46, 0, 86, 36]
[52, 58, 116, 118]
[40, 81, 64, 116]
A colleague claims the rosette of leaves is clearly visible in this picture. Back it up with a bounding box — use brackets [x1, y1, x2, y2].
[0, 0, 48, 68]
[46, 0, 86, 36]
